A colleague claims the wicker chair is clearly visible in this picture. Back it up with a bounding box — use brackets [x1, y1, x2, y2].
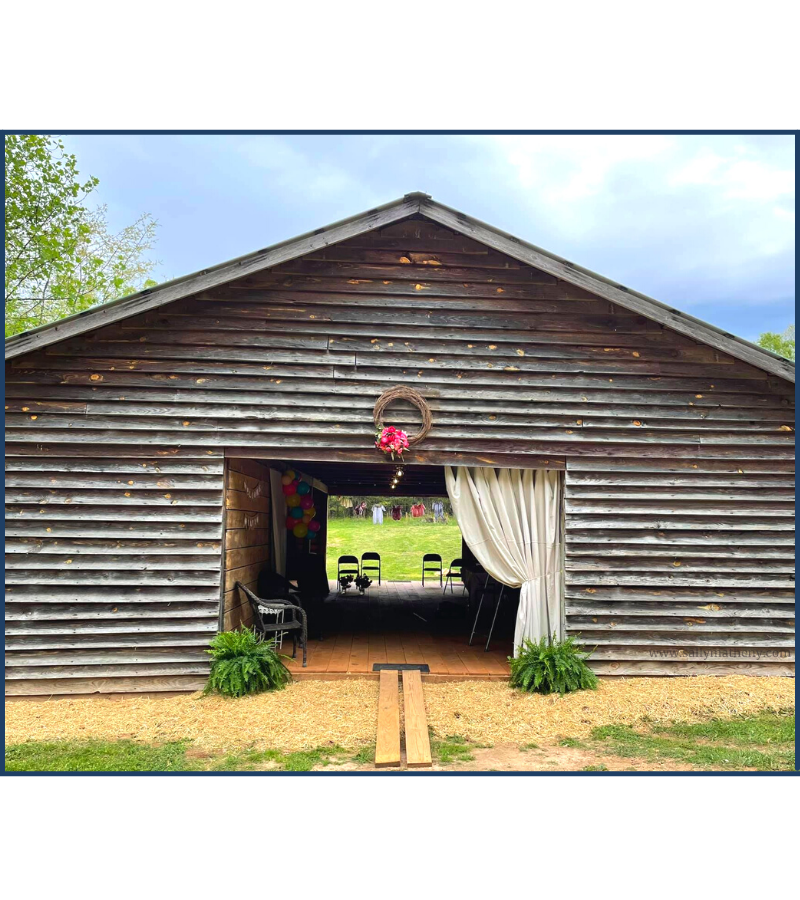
[236, 581, 308, 667]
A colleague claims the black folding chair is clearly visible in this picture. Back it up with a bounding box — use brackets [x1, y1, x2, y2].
[361, 551, 381, 585]
[421, 553, 443, 587]
[337, 554, 360, 585]
[468, 574, 505, 653]
[236, 581, 307, 667]
[442, 558, 464, 595]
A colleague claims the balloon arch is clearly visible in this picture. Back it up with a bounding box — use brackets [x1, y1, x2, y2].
[281, 469, 321, 540]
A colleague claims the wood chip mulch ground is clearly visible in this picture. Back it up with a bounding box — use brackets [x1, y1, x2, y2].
[5, 676, 794, 753]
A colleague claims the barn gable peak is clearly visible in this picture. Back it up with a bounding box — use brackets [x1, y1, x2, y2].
[5, 194, 794, 383]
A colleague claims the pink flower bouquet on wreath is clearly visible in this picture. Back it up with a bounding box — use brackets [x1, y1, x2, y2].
[375, 426, 409, 460]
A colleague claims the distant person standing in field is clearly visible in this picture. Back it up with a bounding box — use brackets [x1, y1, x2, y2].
[432, 500, 445, 522]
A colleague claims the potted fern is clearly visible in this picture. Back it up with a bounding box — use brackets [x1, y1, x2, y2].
[204, 628, 292, 698]
[509, 635, 598, 695]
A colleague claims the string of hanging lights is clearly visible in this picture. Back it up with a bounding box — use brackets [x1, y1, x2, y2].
[390, 466, 405, 490]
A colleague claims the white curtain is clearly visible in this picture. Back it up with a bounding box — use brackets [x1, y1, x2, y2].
[445, 466, 564, 653]
[269, 469, 287, 577]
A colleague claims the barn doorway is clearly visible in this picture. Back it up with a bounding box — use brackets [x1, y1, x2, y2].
[223, 456, 562, 678]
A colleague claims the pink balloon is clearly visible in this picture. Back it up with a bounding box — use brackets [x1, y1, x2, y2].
[282, 483, 297, 496]
[308, 519, 321, 533]
[300, 495, 314, 510]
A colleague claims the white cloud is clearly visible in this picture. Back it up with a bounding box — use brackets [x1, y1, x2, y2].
[234, 136, 361, 198]
[670, 150, 727, 185]
[476, 134, 794, 305]
[491, 134, 674, 201]
[724, 159, 794, 201]
[672, 149, 794, 201]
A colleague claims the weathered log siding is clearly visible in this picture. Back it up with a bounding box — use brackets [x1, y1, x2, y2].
[5, 218, 795, 691]
[564, 457, 795, 675]
[5, 450, 223, 695]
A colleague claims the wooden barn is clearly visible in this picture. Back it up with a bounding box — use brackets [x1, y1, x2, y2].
[5, 193, 795, 696]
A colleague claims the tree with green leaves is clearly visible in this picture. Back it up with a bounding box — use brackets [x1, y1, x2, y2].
[757, 325, 795, 362]
[5, 134, 159, 336]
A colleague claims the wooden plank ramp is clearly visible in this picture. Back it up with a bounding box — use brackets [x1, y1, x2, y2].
[374, 670, 401, 768]
[402, 670, 432, 768]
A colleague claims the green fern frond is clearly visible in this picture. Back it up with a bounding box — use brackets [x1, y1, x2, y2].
[204, 628, 292, 698]
[508, 635, 598, 696]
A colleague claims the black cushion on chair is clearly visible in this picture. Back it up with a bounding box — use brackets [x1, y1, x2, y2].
[257, 568, 296, 600]
[296, 559, 330, 602]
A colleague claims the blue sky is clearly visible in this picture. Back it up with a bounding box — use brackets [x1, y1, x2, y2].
[61, 133, 795, 342]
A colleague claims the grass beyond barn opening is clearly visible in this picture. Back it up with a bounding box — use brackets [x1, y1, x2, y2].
[327, 513, 462, 582]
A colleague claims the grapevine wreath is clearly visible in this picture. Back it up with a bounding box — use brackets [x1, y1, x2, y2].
[373, 386, 432, 459]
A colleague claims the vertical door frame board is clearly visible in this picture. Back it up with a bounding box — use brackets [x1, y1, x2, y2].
[217, 456, 230, 632]
[559, 467, 567, 639]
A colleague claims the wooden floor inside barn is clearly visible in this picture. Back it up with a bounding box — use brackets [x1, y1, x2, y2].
[282, 581, 513, 679]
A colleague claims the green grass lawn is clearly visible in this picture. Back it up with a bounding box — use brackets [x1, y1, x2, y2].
[4, 740, 354, 773]
[6, 711, 794, 772]
[326, 515, 462, 581]
[4, 739, 190, 772]
[587, 709, 796, 771]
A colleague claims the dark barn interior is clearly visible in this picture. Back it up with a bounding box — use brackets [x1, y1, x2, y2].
[251, 457, 518, 678]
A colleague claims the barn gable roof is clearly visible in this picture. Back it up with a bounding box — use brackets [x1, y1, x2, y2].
[5, 192, 795, 383]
